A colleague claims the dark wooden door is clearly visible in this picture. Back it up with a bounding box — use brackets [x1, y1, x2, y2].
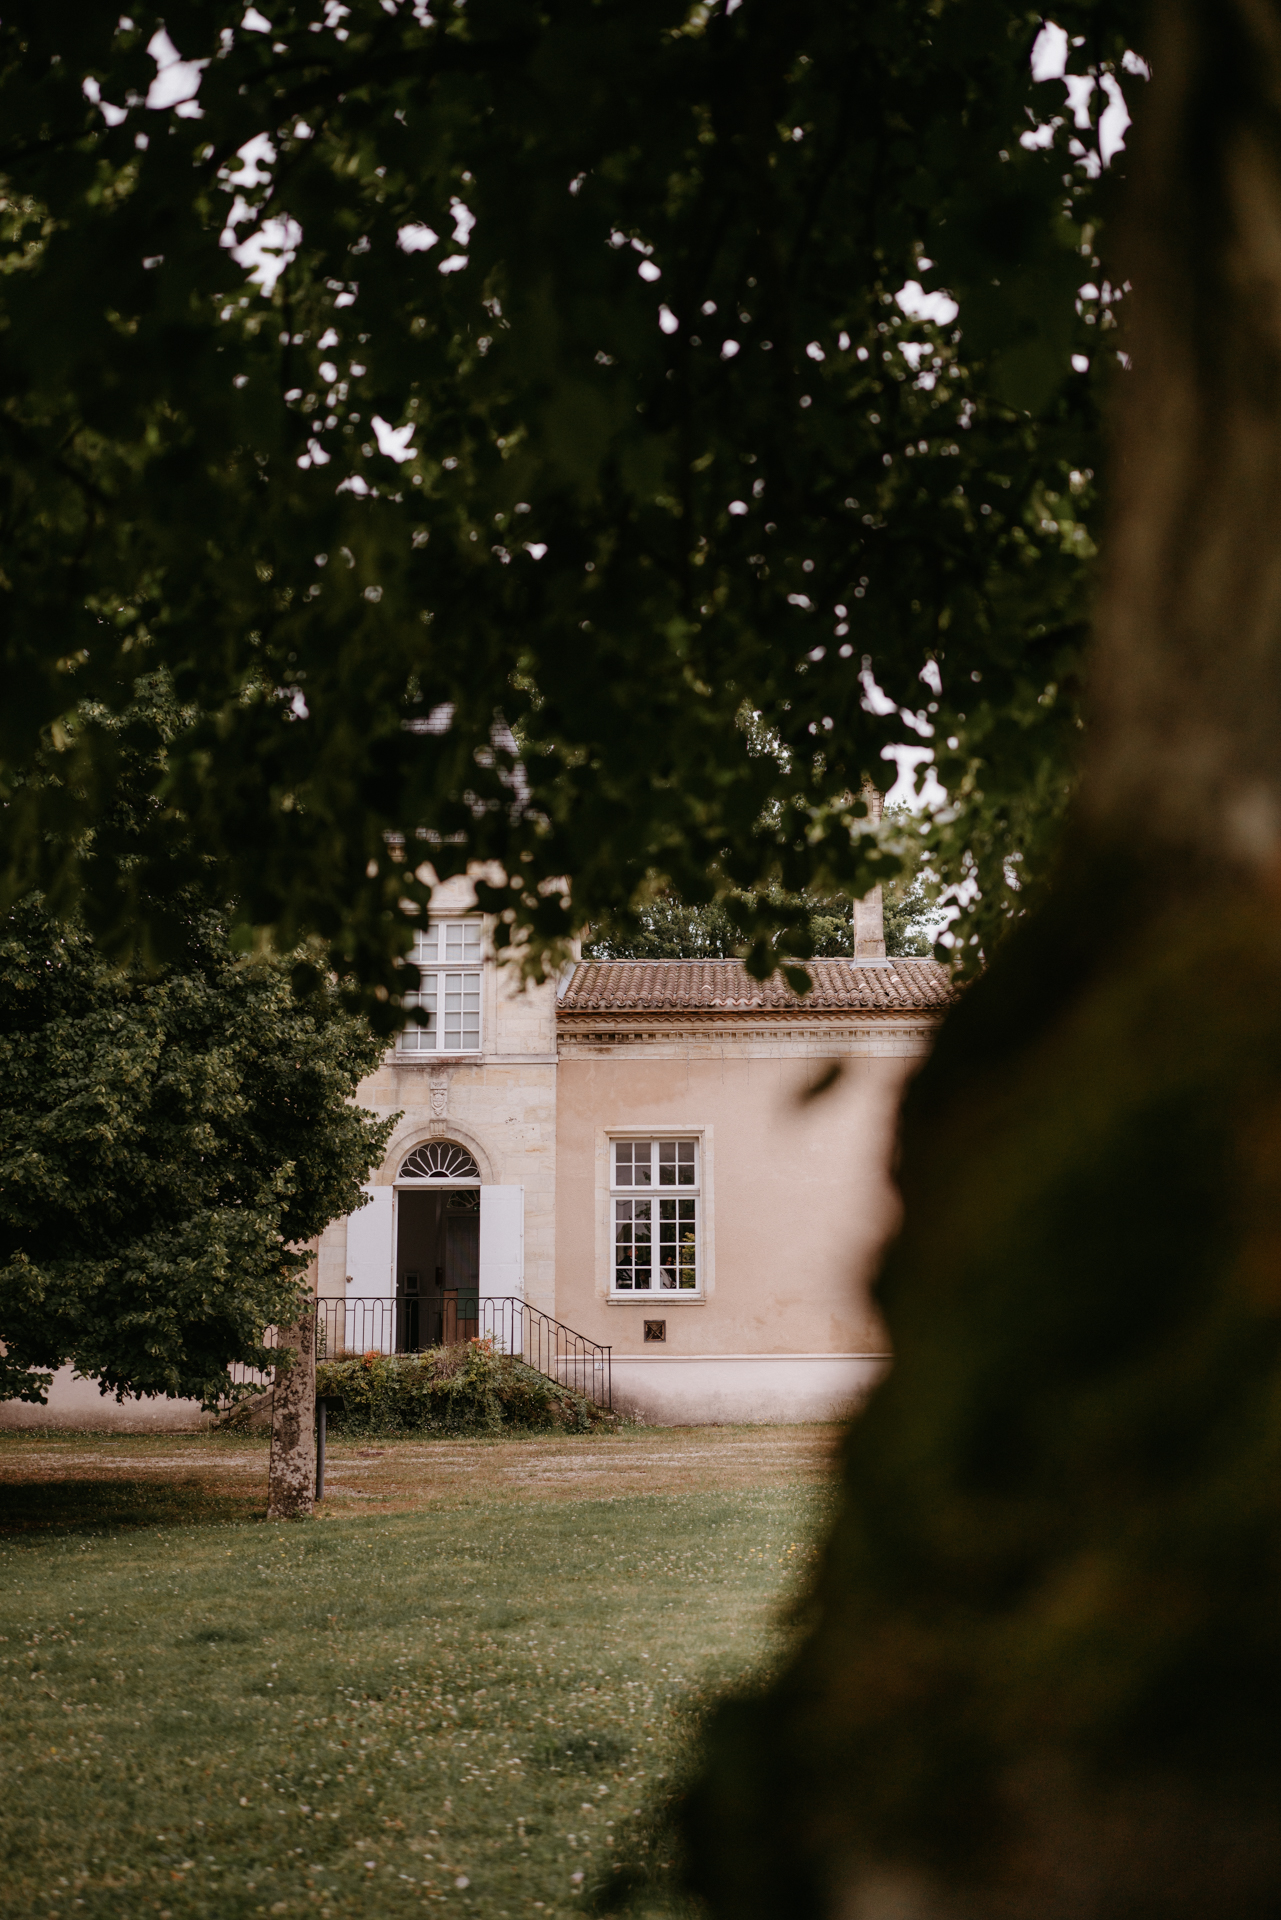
[440, 1190, 480, 1344]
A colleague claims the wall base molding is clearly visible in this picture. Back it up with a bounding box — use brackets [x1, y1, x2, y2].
[3, 1353, 892, 1432]
[0, 1367, 211, 1431]
[610, 1352, 889, 1425]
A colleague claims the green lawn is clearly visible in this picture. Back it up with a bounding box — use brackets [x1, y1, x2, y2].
[0, 1430, 833, 1919]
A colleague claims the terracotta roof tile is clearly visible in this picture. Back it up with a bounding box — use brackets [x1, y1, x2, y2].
[558, 957, 952, 1014]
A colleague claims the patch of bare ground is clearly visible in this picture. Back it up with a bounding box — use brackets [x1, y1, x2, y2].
[0, 1423, 842, 1532]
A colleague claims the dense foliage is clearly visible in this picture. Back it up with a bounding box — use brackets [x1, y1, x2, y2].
[0, 1, 1139, 1012]
[315, 1340, 618, 1435]
[882, 879, 937, 958]
[582, 869, 937, 960]
[0, 894, 393, 1405]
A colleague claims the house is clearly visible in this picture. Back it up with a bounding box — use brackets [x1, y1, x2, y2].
[325, 876, 951, 1425]
[4, 876, 951, 1429]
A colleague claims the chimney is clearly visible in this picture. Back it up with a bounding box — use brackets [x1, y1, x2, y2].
[852, 786, 886, 960]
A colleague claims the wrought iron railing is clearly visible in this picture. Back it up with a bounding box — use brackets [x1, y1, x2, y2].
[228, 1297, 612, 1410]
[317, 1295, 612, 1411]
[225, 1340, 278, 1395]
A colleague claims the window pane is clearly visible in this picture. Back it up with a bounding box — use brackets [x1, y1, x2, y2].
[658, 1197, 698, 1289]
[443, 919, 483, 962]
[614, 1198, 652, 1291]
[657, 1140, 697, 1186]
[613, 1142, 652, 1187]
[678, 1195, 697, 1289]
[400, 975, 438, 1051]
[442, 972, 481, 1050]
[413, 927, 439, 965]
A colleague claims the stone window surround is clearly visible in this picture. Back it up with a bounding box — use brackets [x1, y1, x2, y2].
[595, 1124, 713, 1307]
[388, 912, 559, 1067]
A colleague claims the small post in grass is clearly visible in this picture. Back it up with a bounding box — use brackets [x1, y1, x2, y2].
[316, 1397, 327, 1501]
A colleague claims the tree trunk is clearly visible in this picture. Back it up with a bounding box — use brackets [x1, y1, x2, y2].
[267, 1249, 318, 1521]
[686, 5, 1281, 1916]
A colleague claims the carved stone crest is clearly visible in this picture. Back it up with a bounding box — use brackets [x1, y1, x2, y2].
[429, 1068, 449, 1118]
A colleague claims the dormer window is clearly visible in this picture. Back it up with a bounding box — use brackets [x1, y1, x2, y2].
[399, 917, 483, 1053]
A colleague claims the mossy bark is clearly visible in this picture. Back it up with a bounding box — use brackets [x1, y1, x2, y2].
[267, 1253, 318, 1521]
[267, 1305, 316, 1520]
[686, 5, 1281, 1914]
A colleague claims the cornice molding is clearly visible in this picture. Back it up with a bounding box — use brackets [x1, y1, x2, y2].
[557, 1008, 943, 1033]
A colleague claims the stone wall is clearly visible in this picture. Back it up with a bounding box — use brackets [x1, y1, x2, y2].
[348, 879, 561, 1313]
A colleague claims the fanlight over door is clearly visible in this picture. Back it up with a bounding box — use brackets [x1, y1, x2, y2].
[398, 1141, 480, 1181]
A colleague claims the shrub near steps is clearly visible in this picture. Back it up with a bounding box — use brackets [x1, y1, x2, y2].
[317, 1337, 617, 1437]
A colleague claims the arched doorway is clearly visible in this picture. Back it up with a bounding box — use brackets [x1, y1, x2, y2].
[394, 1142, 481, 1349]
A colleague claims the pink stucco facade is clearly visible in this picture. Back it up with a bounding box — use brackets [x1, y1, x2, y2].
[549, 970, 942, 1420]
[554, 1049, 907, 1356]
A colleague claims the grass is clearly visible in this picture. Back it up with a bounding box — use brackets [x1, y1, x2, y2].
[0, 1426, 837, 1920]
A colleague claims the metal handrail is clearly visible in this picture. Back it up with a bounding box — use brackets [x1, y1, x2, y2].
[227, 1297, 612, 1412]
[317, 1295, 612, 1410]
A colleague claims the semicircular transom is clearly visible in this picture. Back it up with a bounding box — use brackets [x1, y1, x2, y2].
[397, 1140, 481, 1182]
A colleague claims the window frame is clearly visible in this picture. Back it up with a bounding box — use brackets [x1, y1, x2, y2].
[608, 1135, 702, 1299]
[397, 917, 485, 1056]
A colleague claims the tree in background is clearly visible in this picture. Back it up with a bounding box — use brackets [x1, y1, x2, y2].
[0, 692, 394, 1412]
[582, 871, 936, 961]
[0, 1, 1134, 1005]
[881, 876, 935, 959]
[584, 800, 940, 960]
[0, 896, 393, 1410]
[583, 897, 741, 962]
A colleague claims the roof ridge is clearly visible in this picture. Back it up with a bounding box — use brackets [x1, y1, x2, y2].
[573, 955, 947, 968]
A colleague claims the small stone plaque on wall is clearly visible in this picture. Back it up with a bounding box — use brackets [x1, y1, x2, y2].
[643, 1320, 666, 1343]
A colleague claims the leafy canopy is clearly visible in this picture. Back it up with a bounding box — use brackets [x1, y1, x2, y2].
[0, 895, 393, 1405]
[0, 1, 1138, 1011]
[0, 687, 393, 1405]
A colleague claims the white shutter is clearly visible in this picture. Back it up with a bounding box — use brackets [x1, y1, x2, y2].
[344, 1187, 394, 1295]
[479, 1186, 524, 1300]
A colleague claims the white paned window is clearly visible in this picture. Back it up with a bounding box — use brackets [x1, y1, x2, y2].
[400, 918, 483, 1052]
[611, 1138, 699, 1293]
